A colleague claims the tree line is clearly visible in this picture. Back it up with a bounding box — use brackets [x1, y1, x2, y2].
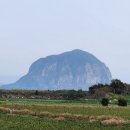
[0, 79, 129, 100]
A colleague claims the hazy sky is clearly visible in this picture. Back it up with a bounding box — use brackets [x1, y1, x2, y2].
[0, 0, 130, 84]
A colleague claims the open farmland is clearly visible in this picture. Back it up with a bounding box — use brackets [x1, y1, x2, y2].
[0, 99, 130, 130]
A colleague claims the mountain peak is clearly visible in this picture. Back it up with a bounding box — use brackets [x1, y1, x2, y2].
[70, 49, 85, 53]
[61, 49, 90, 55]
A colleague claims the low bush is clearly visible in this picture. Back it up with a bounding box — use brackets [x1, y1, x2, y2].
[101, 98, 109, 106]
[118, 99, 127, 106]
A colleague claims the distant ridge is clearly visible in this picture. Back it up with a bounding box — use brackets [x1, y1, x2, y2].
[1, 49, 112, 90]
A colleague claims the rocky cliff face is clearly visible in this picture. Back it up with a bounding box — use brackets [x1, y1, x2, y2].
[2, 49, 112, 90]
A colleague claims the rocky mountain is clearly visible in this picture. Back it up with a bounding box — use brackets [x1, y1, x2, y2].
[2, 49, 112, 90]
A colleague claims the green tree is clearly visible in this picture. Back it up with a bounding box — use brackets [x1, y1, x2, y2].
[110, 79, 126, 95]
[89, 84, 109, 98]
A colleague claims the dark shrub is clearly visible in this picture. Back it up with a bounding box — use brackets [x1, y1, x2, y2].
[101, 98, 109, 106]
[35, 90, 39, 96]
[118, 99, 127, 106]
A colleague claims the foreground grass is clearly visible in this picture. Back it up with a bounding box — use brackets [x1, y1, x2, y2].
[0, 100, 130, 130]
[1, 103, 130, 120]
[0, 113, 130, 130]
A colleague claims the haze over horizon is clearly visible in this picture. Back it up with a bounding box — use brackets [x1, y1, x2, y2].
[0, 0, 130, 84]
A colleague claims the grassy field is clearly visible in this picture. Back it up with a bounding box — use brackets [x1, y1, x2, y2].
[1, 98, 130, 106]
[0, 113, 130, 130]
[0, 99, 130, 130]
[1, 113, 130, 130]
[0, 98, 100, 106]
